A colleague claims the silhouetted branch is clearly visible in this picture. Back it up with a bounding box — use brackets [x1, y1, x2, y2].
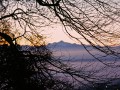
[36, 0, 61, 6]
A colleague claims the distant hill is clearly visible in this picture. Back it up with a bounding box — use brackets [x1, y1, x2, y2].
[18, 41, 120, 61]
[47, 41, 99, 61]
[47, 41, 120, 61]
[47, 41, 85, 50]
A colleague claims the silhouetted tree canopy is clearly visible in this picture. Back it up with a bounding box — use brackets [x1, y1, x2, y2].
[0, 43, 76, 90]
[0, 0, 120, 90]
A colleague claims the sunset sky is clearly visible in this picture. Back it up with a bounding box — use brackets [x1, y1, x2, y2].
[41, 24, 87, 44]
[44, 28, 75, 43]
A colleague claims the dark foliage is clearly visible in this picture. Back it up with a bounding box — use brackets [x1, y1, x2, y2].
[0, 44, 74, 90]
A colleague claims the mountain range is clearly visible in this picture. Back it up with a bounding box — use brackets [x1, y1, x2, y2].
[47, 41, 120, 61]
[47, 41, 100, 61]
[20, 41, 120, 61]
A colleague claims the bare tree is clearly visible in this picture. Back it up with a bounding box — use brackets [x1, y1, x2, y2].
[0, 0, 120, 89]
[0, 0, 120, 58]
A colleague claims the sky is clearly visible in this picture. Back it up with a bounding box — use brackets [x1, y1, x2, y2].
[13, 20, 82, 45]
[43, 28, 76, 44]
[40, 24, 87, 44]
